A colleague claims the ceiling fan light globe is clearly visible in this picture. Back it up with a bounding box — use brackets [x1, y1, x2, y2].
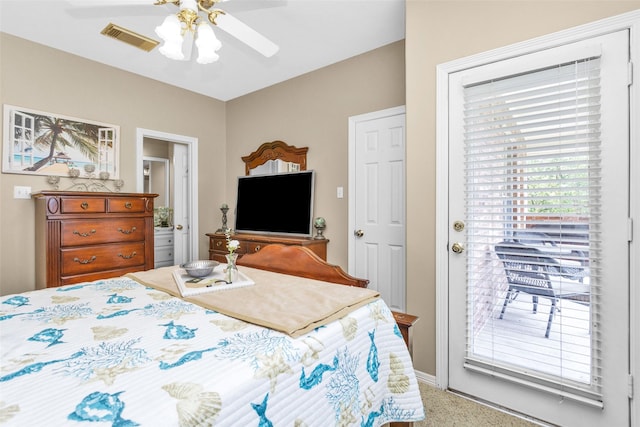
[155, 14, 182, 42]
[196, 51, 219, 64]
[196, 26, 221, 64]
[159, 40, 185, 60]
[196, 23, 222, 51]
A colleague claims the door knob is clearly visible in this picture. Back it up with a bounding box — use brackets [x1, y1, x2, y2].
[451, 242, 465, 254]
[176, 225, 183, 230]
[354, 229, 364, 237]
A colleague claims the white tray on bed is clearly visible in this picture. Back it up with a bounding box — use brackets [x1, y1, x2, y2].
[173, 264, 254, 297]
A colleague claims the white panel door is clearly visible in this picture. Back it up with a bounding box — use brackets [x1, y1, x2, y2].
[351, 108, 406, 312]
[173, 143, 190, 265]
[447, 31, 630, 426]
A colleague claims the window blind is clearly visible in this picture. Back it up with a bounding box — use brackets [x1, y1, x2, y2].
[462, 57, 602, 404]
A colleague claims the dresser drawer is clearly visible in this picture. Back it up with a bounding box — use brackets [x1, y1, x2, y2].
[210, 236, 226, 251]
[61, 242, 145, 275]
[61, 219, 146, 246]
[60, 197, 107, 214]
[108, 197, 147, 213]
[60, 266, 149, 286]
[246, 242, 264, 254]
[155, 231, 174, 247]
[155, 246, 174, 263]
[210, 237, 248, 253]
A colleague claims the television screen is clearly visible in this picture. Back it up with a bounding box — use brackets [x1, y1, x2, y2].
[234, 170, 315, 236]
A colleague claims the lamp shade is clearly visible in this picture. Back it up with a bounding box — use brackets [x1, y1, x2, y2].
[159, 39, 185, 60]
[155, 14, 182, 42]
[156, 14, 185, 60]
[196, 23, 222, 64]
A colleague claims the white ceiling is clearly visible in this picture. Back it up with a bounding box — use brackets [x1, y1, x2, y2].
[0, 0, 405, 101]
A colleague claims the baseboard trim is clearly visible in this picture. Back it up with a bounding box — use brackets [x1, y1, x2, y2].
[414, 369, 436, 387]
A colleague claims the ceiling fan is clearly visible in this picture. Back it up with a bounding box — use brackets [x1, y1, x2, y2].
[70, 0, 280, 64]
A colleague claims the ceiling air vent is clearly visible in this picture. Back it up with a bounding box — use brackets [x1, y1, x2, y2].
[101, 23, 159, 52]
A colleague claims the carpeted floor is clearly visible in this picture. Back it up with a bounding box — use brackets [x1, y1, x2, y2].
[415, 382, 541, 426]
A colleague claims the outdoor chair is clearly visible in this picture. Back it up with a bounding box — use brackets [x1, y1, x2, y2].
[513, 230, 588, 282]
[494, 241, 590, 338]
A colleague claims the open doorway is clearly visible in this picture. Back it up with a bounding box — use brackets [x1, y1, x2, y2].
[135, 128, 199, 266]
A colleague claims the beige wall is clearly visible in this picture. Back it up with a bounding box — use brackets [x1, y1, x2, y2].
[405, 1, 640, 374]
[0, 33, 227, 296]
[225, 41, 406, 267]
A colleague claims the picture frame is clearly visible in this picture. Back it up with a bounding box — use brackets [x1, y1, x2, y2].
[2, 104, 120, 178]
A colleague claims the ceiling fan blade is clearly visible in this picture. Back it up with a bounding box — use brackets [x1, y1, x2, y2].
[215, 12, 279, 58]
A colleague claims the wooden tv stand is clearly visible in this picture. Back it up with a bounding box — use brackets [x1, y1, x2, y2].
[206, 232, 328, 263]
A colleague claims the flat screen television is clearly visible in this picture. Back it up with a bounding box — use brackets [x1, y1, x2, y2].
[234, 170, 315, 237]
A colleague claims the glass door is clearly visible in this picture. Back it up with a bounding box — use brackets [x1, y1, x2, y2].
[447, 30, 630, 426]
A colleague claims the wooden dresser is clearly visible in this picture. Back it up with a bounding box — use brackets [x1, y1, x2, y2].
[206, 232, 328, 263]
[33, 191, 157, 288]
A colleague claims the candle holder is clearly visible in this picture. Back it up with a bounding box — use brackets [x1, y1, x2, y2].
[313, 217, 326, 240]
[216, 205, 230, 233]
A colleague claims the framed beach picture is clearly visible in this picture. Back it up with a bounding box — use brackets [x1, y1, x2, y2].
[2, 105, 120, 178]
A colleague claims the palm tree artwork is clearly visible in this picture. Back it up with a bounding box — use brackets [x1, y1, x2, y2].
[24, 115, 99, 172]
[4, 106, 118, 177]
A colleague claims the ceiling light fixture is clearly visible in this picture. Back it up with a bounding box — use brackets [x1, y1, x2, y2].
[155, 0, 219, 63]
[154, 0, 277, 65]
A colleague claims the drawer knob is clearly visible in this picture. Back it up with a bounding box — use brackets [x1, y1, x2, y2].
[254, 245, 261, 252]
[80, 201, 89, 210]
[216, 241, 222, 247]
[118, 251, 137, 260]
[125, 202, 132, 209]
[73, 256, 96, 264]
[73, 229, 96, 238]
[117, 226, 137, 235]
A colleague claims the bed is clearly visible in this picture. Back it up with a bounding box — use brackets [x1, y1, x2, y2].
[0, 244, 424, 426]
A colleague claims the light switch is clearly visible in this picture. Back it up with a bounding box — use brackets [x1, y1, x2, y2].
[14, 186, 32, 199]
[337, 186, 344, 199]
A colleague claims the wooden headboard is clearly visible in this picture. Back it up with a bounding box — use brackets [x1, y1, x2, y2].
[237, 244, 368, 288]
[241, 140, 308, 176]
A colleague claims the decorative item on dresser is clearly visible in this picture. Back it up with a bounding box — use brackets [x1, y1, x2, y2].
[313, 216, 327, 239]
[206, 232, 328, 263]
[216, 203, 230, 232]
[32, 191, 158, 288]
